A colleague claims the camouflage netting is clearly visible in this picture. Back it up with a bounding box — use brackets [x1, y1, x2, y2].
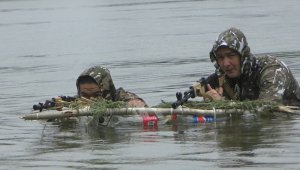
[89, 100, 127, 117]
[48, 98, 290, 117]
[154, 100, 279, 110]
[23, 98, 299, 121]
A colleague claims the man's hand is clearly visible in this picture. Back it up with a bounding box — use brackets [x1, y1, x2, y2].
[204, 84, 224, 101]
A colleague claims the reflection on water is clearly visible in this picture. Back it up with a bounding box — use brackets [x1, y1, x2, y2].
[19, 114, 299, 169]
[1, 110, 299, 169]
[216, 117, 300, 168]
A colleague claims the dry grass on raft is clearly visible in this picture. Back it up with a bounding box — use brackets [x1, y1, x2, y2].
[22, 99, 298, 121]
[53, 98, 297, 118]
[154, 100, 279, 109]
[89, 100, 283, 117]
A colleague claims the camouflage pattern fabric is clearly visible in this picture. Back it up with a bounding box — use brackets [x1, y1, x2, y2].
[115, 87, 143, 102]
[222, 55, 300, 105]
[76, 66, 144, 102]
[210, 27, 252, 76]
[209, 27, 300, 105]
[255, 55, 300, 105]
[210, 27, 249, 61]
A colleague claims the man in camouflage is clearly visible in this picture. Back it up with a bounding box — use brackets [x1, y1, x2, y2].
[76, 65, 146, 107]
[201, 27, 300, 106]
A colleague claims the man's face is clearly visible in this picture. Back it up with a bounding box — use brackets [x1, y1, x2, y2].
[215, 47, 241, 78]
[79, 83, 102, 99]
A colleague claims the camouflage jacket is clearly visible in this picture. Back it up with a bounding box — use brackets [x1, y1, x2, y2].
[208, 27, 300, 106]
[76, 66, 145, 103]
[222, 54, 300, 106]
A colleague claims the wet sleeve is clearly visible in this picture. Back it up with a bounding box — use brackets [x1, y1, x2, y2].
[115, 87, 146, 103]
[258, 64, 291, 101]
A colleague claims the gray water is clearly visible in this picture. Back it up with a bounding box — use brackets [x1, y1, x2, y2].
[1, 0, 300, 169]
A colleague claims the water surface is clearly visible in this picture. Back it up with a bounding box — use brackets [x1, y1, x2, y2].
[1, 0, 300, 169]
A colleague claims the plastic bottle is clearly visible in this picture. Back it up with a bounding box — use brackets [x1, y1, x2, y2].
[108, 113, 159, 127]
[183, 115, 215, 123]
[142, 113, 158, 127]
[105, 114, 215, 126]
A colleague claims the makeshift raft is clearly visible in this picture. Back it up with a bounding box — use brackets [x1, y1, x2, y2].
[21, 100, 300, 126]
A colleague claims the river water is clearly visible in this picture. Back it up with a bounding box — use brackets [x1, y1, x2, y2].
[1, 0, 300, 169]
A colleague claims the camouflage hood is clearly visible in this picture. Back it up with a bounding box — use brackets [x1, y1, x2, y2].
[76, 66, 116, 100]
[209, 27, 255, 76]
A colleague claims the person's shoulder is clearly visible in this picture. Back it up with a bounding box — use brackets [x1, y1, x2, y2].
[116, 87, 128, 94]
[255, 54, 292, 80]
[115, 87, 140, 101]
[256, 54, 283, 69]
[257, 54, 277, 63]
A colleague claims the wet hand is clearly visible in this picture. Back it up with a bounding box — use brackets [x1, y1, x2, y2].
[205, 84, 224, 101]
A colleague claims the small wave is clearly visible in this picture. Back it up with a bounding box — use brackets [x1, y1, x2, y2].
[100, 57, 210, 68]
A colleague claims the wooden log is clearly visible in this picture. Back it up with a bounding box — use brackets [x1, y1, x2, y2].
[20, 107, 238, 120]
[20, 104, 300, 121]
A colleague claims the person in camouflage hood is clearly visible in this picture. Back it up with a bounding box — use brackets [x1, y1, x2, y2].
[201, 27, 300, 106]
[76, 65, 146, 107]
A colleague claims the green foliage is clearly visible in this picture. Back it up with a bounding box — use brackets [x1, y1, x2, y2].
[153, 100, 174, 108]
[50, 98, 128, 117]
[89, 100, 128, 117]
[154, 100, 280, 112]
[53, 98, 284, 117]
